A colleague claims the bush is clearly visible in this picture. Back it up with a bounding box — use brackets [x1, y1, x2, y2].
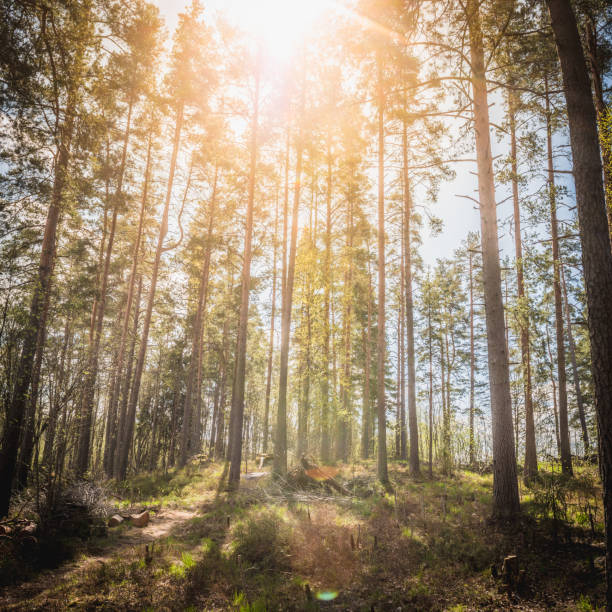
[231, 507, 292, 570]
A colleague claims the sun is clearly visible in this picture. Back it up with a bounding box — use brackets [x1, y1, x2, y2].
[229, 0, 332, 58]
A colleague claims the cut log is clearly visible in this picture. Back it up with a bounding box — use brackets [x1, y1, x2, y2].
[130, 510, 149, 528]
[108, 514, 124, 527]
[300, 455, 352, 496]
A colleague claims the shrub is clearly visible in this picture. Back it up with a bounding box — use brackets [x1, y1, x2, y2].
[230, 507, 292, 570]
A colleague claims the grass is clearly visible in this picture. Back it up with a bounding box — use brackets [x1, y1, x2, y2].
[0, 460, 606, 610]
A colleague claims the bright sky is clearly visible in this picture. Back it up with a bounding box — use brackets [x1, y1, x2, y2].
[152, 1, 572, 269]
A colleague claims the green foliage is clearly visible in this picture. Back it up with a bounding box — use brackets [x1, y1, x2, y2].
[230, 506, 292, 571]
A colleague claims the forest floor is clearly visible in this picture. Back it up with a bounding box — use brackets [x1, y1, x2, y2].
[0, 460, 606, 611]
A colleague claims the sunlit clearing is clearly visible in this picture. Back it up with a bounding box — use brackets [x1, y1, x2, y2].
[231, 0, 331, 57]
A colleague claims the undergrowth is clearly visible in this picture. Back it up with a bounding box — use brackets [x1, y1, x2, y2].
[0, 460, 606, 611]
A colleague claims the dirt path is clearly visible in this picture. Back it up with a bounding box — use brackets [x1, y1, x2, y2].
[0, 506, 199, 609]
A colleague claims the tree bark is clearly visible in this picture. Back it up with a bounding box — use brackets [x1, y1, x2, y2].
[376, 52, 388, 483]
[321, 140, 333, 463]
[398, 245, 406, 461]
[180, 163, 218, 466]
[584, 17, 612, 238]
[263, 193, 279, 454]
[114, 102, 184, 480]
[561, 264, 590, 454]
[274, 94, 303, 478]
[428, 295, 434, 478]
[545, 76, 573, 476]
[77, 98, 134, 477]
[546, 4, 612, 601]
[337, 194, 353, 463]
[467, 0, 519, 517]
[361, 259, 373, 460]
[509, 95, 537, 481]
[104, 133, 152, 475]
[227, 59, 260, 488]
[0, 85, 75, 516]
[402, 126, 419, 474]
[468, 251, 476, 466]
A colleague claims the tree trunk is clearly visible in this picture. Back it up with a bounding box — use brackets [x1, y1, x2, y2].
[15, 284, 51, 490]
[545, 76, 573, 476]
[180, 163, 218, 466]
[428, 298, 434, 478]
[42, 320, 72, 470]
[168, 350, 183, 467]
[376, 52, 388, 483]
[546, 4, 612, 600]
[274, 101, 303, 478]
[215, 316, 230, 460]
[561, 264, 589, 454]
[77, 98, 134, 477]
[440, 332, 450, 475]
[398, 246, 406, 461]
[584, 17, 612, 238]
[115, 102, 184, 480]
[263, 193, 279, 454]
[467, 0, 519, 517]
[468, 251, 476, 466]
[297, 301, 311, 458]
[321, 141, 333, 463]
[402, 127, 419, 473]
[0, 88, 75, 516]
[361, 259, 373, 460]
[509, 95, 537, 481]
[104, 133, 152, 475]
[227, 60, 260, 487]
[338, 195, 353, 463]
[545, 326, 562, 455]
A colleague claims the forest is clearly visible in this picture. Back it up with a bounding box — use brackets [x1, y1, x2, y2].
[1, 0, 611, 609]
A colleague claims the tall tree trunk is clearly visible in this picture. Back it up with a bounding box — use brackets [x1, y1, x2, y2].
[115, 102, 184, 480]
[399, 246, 407, 461]
[402, 127, 419, 473]
[545, 76, 573, 476]
[104, 133, 152, 475]
[545, 7, 612, 595]
[274, 95, 304, 478]
[297, 301, 311, 458]
[440, 331, 450, 475]
[584, 17, 612, 237]
[561, 264, 590, 454]
[42, 320, 72, 470]
[361, 259, 373, 460]
[227, 60, 260, 488]
[467, 0, 519, 517]
[77, 98, 134, 477]
[321, 141, 333, 463]
[428, 297, 434, 477]
[545, 326, 562, 455]
[114, 273, 142, 470]
[167, 350, 183, 467]
[263, 193, 279, 454]
[0, 89, 75, 516]
[180, 164, 218, 466]
[15, 286, 51, 490]
[215, 316, 230, 460]
[376, 52, 388, 483]
[468, 250, 476, 466]
[338, 196, 353, 463]
[509, 95, 538, 481]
